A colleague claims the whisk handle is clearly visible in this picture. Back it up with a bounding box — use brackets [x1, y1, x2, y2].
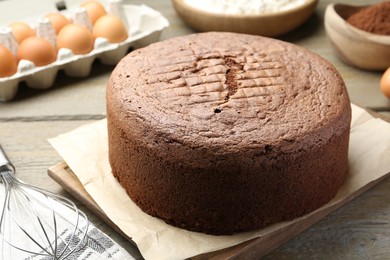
[0, 144, 14, 172]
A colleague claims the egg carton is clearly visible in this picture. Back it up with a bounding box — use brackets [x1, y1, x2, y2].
[0, 4, 169, 101]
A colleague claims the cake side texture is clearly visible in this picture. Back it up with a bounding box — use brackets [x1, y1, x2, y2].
[106, 32, 351, 235]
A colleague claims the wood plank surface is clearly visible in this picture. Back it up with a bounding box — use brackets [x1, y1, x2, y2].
[0, 0, 390, 259]
[1, 118, 390, 259]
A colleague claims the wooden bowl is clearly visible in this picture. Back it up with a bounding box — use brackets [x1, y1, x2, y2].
[324, 3, 390, 71]
[172, 0, 318, 37]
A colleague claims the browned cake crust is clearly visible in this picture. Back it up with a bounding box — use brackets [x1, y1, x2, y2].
[106, 32, 351, 235]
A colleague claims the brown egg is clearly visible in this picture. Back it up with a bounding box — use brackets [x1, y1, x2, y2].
[18, 37, 57, 66]
[0, 45, 18, 77]
[93, 15, 128, 43]
[80, 1, 107, 24]
[9, 22, 36, 44]
[45, 13, 71, 34]
[380, 67, 390, 99]
[57, 24, 94, 54]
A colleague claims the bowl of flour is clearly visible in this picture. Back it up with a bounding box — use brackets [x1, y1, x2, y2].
[172, 0, 318, 36]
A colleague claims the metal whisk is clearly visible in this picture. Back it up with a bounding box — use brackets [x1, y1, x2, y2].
[0, 145, 89, 259]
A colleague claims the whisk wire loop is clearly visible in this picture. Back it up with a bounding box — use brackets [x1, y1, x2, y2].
[0, 146, 90, 259]
[2, 170, 52, 256]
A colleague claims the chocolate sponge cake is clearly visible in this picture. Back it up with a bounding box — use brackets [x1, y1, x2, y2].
[106, 32, 351, 235]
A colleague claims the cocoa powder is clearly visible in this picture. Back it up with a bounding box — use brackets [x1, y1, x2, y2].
[346, 1, 390, 35]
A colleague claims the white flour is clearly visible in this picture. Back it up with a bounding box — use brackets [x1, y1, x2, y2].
[183, 0, 309, 15]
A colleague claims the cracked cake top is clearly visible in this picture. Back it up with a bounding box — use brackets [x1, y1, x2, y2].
[107, 32, 350, 153]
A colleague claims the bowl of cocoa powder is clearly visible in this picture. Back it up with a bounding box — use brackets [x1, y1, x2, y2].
[324, 2, 390, 71]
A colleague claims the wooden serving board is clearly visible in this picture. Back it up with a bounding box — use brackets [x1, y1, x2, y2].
[48, 161, 390, 259]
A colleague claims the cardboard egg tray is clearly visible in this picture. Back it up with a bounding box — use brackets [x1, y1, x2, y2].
[0, 4, 169, 101]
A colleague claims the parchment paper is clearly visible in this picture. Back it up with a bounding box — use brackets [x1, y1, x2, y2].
[49, 104, 390, 260]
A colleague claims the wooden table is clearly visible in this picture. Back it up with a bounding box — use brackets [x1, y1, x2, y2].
[0, 0, 389, 259]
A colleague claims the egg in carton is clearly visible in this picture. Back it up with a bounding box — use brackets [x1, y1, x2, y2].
[0, 1, 169, 101]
